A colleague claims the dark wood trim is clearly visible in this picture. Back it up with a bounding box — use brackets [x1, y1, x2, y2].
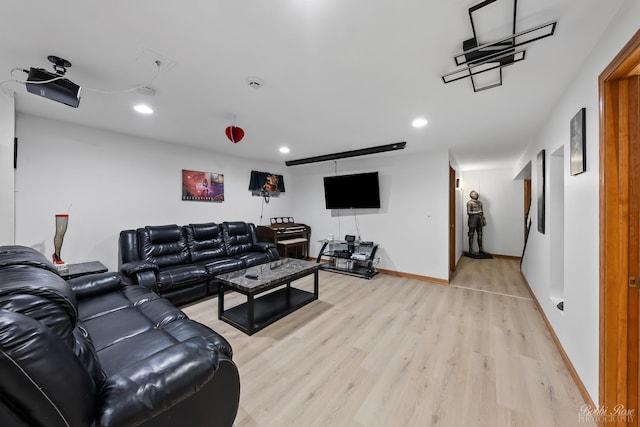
[449, 166, 457, 273]
[492, 254, 522, 260]
[599, 29, 640, 427]
[375, 268, 449, 285]
[602, 30, 640, 80]
[524, 178, 531, 238]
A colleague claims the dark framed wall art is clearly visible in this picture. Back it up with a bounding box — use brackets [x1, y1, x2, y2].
[570, 108, 586, 176]
[537, 149, 545, 234]
[182, 169, 225, 202]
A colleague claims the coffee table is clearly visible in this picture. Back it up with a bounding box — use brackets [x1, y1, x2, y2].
[217, 258, 319, 335]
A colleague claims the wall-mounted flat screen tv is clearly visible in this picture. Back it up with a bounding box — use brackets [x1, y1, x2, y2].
[323, 172, 380, 209]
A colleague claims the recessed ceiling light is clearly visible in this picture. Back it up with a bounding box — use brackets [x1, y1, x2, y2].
[279, 146, 290, 154]
[412, 118, 428, 128]
[134, 104, 153, 114]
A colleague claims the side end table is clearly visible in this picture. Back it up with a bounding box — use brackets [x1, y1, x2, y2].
[59, 261, 108, 280]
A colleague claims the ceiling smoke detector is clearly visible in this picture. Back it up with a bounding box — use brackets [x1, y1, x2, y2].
[246, 76, 264, 89]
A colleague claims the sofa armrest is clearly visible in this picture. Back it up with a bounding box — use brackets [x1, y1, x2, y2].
[68, 272, 123, 299]
[98, 337, 219, 427]
[120, 260, 157, 276]
[120, 261, 158, 290]
[253, 242, 275, 252]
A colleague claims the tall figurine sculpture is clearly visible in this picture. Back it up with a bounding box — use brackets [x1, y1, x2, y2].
[53, 214, 69, 269]
[466, 190, 491, 258]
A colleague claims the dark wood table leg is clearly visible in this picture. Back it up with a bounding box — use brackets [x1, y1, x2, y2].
[286, 281, 291, 304]
[218, 284, 225, 320]
[247, 293, 254, 335]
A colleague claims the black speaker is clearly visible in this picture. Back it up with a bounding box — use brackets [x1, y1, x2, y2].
[345, 235, 356, 253]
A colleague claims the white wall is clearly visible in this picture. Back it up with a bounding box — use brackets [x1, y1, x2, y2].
[15, 113, 453, 282]
[291, 148, 451, 281]
[0, 91, 15, 245]
[15, 114, 294, 271]
[460, 168, 523, 257]
[514, 0, 640, 403]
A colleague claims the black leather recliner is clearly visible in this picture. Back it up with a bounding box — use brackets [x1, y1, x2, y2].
[185, 222, 246, 277]
[122, 224, 211, 305]
[222, 221, 278, 267]
[0, 245, 240, 427]
[120, 221, 279, 306]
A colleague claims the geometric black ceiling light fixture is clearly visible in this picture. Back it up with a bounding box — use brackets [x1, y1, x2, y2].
[442, 0, 557, 92]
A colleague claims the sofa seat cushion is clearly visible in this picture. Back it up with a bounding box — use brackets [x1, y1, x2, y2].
[200, 258, 245, 276]
[75, 282, 231, 378]
[156, 264, 208, 291]
[76, 285, 160, 321]
[80, 294, 185, 344]
[84, 306, 157, 351]
[236, 252, 273, 267]
[96, 328, 179, 376]
[73, 321, 107, 385]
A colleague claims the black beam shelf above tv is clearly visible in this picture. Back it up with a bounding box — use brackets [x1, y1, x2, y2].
[315, 239, 379, 279]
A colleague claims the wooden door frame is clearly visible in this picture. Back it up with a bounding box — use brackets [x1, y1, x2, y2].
[599, 29, 640, 426]
[524, 178, 531, 238]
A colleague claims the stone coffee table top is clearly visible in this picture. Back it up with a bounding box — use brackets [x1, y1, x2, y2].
[216, 258, 319, 293]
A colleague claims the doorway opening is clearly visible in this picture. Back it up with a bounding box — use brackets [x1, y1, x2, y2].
[449, 165, 457, 273]
[550, 146, 565, 310]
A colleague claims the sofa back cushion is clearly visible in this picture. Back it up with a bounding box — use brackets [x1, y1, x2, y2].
[0, 248, 106, 387]
[0, 310, 97, 427]
[0, 265, 78, 347]
[139, 225, 189, 267]
[223, 222, 257, 256]
[119, 229, 139, 265]
[185, 223, 226, 262]
[0, 245, 59, 273]
[0, 247, 100, 426]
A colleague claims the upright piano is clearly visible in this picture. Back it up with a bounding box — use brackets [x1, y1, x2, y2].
[257, 217, 311, 259]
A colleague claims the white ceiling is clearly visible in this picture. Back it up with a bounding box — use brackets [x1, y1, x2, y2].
[0, 0, 625, 170]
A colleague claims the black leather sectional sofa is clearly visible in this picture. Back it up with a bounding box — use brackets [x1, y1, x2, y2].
[0, 245, 240, 427]
[119, 221, 279, 306]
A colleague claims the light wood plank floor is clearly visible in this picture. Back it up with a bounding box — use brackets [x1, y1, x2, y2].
[183, 257, 594, 427]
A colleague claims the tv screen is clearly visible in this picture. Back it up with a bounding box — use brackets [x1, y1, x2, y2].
[323, 172, 380, 209]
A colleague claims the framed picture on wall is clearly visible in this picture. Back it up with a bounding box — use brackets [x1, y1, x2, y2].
[570, 108, 586, 176]
[182, 169, 224, 202]
[537, 149, 545, 234]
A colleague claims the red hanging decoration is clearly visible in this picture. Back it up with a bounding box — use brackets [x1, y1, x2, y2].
[225, 125, 245, 143]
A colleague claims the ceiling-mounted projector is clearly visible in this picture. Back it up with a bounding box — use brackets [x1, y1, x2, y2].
[25, 56, 81, 108]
